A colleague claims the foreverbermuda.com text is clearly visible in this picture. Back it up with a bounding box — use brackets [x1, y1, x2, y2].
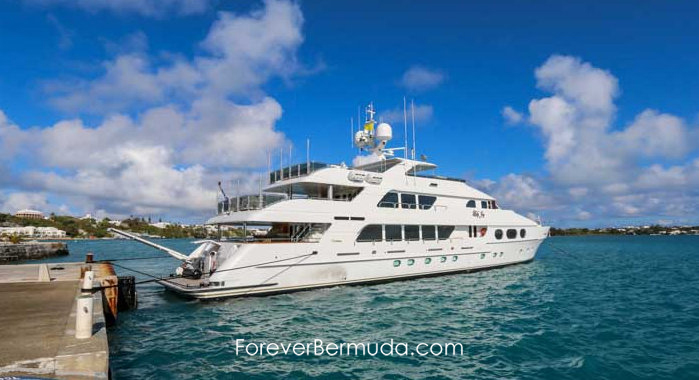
[234, 339, 464, 357]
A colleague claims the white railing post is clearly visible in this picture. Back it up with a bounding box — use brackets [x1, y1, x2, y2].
[75, 270, 94, 339]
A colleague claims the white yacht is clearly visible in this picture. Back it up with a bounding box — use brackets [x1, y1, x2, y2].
[113, 104, 549, 299]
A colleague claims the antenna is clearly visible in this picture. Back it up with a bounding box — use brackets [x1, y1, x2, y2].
[288, 144, 292, 172]
[403, 96, 408, 159]
[411, 99, 416, 160]
[306, 138, 310, 174]
[279, 147, 283, 180]
[350, 117, 353, 149]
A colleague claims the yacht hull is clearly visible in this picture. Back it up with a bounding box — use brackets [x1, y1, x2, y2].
[158, 232, 547, 300]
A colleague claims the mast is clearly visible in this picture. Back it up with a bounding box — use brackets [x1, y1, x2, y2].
[411, 99, 416, 160]
[403, 97, 408, 159]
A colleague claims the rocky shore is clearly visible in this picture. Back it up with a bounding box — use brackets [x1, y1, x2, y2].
[0, 242, 69, 262]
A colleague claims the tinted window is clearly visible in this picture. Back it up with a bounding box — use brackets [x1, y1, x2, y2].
[520, 229, 526, 238]
[492, 201, 499, 209]
[495, 229, 503, 240]
[418, 195, 437, 209]
[466, 200, 476, 208]
[357, 224, 382, 242]
[437, 225, 455, 240]
[404, 225, 420, 241]
[506, 229, 517, 239]
[481, 200, 488, 209]
[385, 225, 402, 241]
[378, 192, 398, 208]
[401, 193, 417, 209]
[422, 225, 436, 240]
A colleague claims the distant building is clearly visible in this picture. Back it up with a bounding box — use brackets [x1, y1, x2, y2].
[0, 226, 66, 238]
[150, 222, 171, 229]
[108, 220, 122, 227]
[14, 209, 44, 219]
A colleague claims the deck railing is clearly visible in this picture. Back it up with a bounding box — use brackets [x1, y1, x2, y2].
[269, 162, 328, 184]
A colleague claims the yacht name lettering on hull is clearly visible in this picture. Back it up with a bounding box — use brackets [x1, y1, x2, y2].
[473, 210, 486, 218]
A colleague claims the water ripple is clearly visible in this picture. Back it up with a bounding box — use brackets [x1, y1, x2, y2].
[49, 236, 699, 379]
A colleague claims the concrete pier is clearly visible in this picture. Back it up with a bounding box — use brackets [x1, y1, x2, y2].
[0, 262, 116, 379]
[0, 242, 69, 262]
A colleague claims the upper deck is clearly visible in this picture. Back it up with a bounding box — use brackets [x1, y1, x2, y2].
[211, 156, 497, 225]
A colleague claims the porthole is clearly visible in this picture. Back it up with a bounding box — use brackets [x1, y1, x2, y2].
[480, 253, 485, 259]
[440, 256, 447, 263]
[520, 229, 526, 238]
[393, 260, 401, 267]
[506, 229, 517, 239]
[452, 255, 458, 262]
[492, 252, 497, 258]
[495, 229, 503, 240]
[407, 259, 415, 266]
[425, 257, 432, 264]
[499, 252, 503, 257]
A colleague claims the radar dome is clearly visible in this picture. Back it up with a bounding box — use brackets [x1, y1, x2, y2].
[375, 123, 392, 141]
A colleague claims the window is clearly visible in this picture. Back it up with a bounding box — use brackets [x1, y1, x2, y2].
[520, 229, 526, 238]
[418, 195, 437, 210]
[425, 258, 432, 264]
[378, 192, 398, 208]
[495, 229, 503, 240]
[452, 256, 458, 262]
[401, 193, 417, 209]
[468, 225, 473, 238]
[422, 225, 436, 240]
[506, 229, 517, 239]
[393, 260, 401, 267]
[385, 225, 402, 241]
[407, 259, 415, 266]
[440, 256, 447, 263]
[466, 200, 476, 208]
[404, 225, 420, 241]
[437, 225, 455, 240]
[481, 200, 488, 209]
[357, 224, 382, 242]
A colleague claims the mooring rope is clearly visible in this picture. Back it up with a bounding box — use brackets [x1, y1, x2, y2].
[98, 251, 319, 289]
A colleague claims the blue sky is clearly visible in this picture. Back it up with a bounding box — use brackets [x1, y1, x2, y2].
[0, 0, 698, 226]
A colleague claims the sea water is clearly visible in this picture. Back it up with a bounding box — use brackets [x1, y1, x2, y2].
[36, 236, 699, 379]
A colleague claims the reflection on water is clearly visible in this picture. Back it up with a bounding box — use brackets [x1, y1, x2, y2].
[37, 236, 699, 379]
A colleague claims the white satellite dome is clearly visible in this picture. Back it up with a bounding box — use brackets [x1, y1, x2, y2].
[375, 122, 392, 142]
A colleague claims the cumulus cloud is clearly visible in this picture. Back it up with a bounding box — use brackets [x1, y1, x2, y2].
[25, 0, 212, 17]
[0, 0, 306, 220]
[398, 66, 445, 92]
[501, 106, 523, 125]
[486, 55, 699, 225]
[379, 103, 434, 125]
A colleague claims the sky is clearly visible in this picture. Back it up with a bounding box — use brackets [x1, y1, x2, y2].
[0, 0, 698, 227]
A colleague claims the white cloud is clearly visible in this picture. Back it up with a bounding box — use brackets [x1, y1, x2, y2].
[0, 192, 69, 215]
[25, 0, 212, 17]
[0, 0, 306, 220]
[488, 55, 699, 225]
[398, 66, 445, 92]
[502, 106, 523, 125]
[379, 103, 434, 125]
[47, 0, 305, 114]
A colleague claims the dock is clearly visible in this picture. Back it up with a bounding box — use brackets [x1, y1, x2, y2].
[0, 261, 124, 379]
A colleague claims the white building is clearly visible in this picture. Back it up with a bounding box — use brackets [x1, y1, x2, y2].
[14, 209, 44, 219]
[150, 222, 172, 229]
[0, 226, 67, 239]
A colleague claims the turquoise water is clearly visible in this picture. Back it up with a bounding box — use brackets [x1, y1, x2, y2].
[37, 236, 699, 379]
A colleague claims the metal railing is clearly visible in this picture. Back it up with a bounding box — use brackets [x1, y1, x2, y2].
[376, 201, 441, 210]
[269, 162, 328, 184]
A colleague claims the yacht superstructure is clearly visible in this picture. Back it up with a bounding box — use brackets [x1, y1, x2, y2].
[114, 104, 549, 299]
